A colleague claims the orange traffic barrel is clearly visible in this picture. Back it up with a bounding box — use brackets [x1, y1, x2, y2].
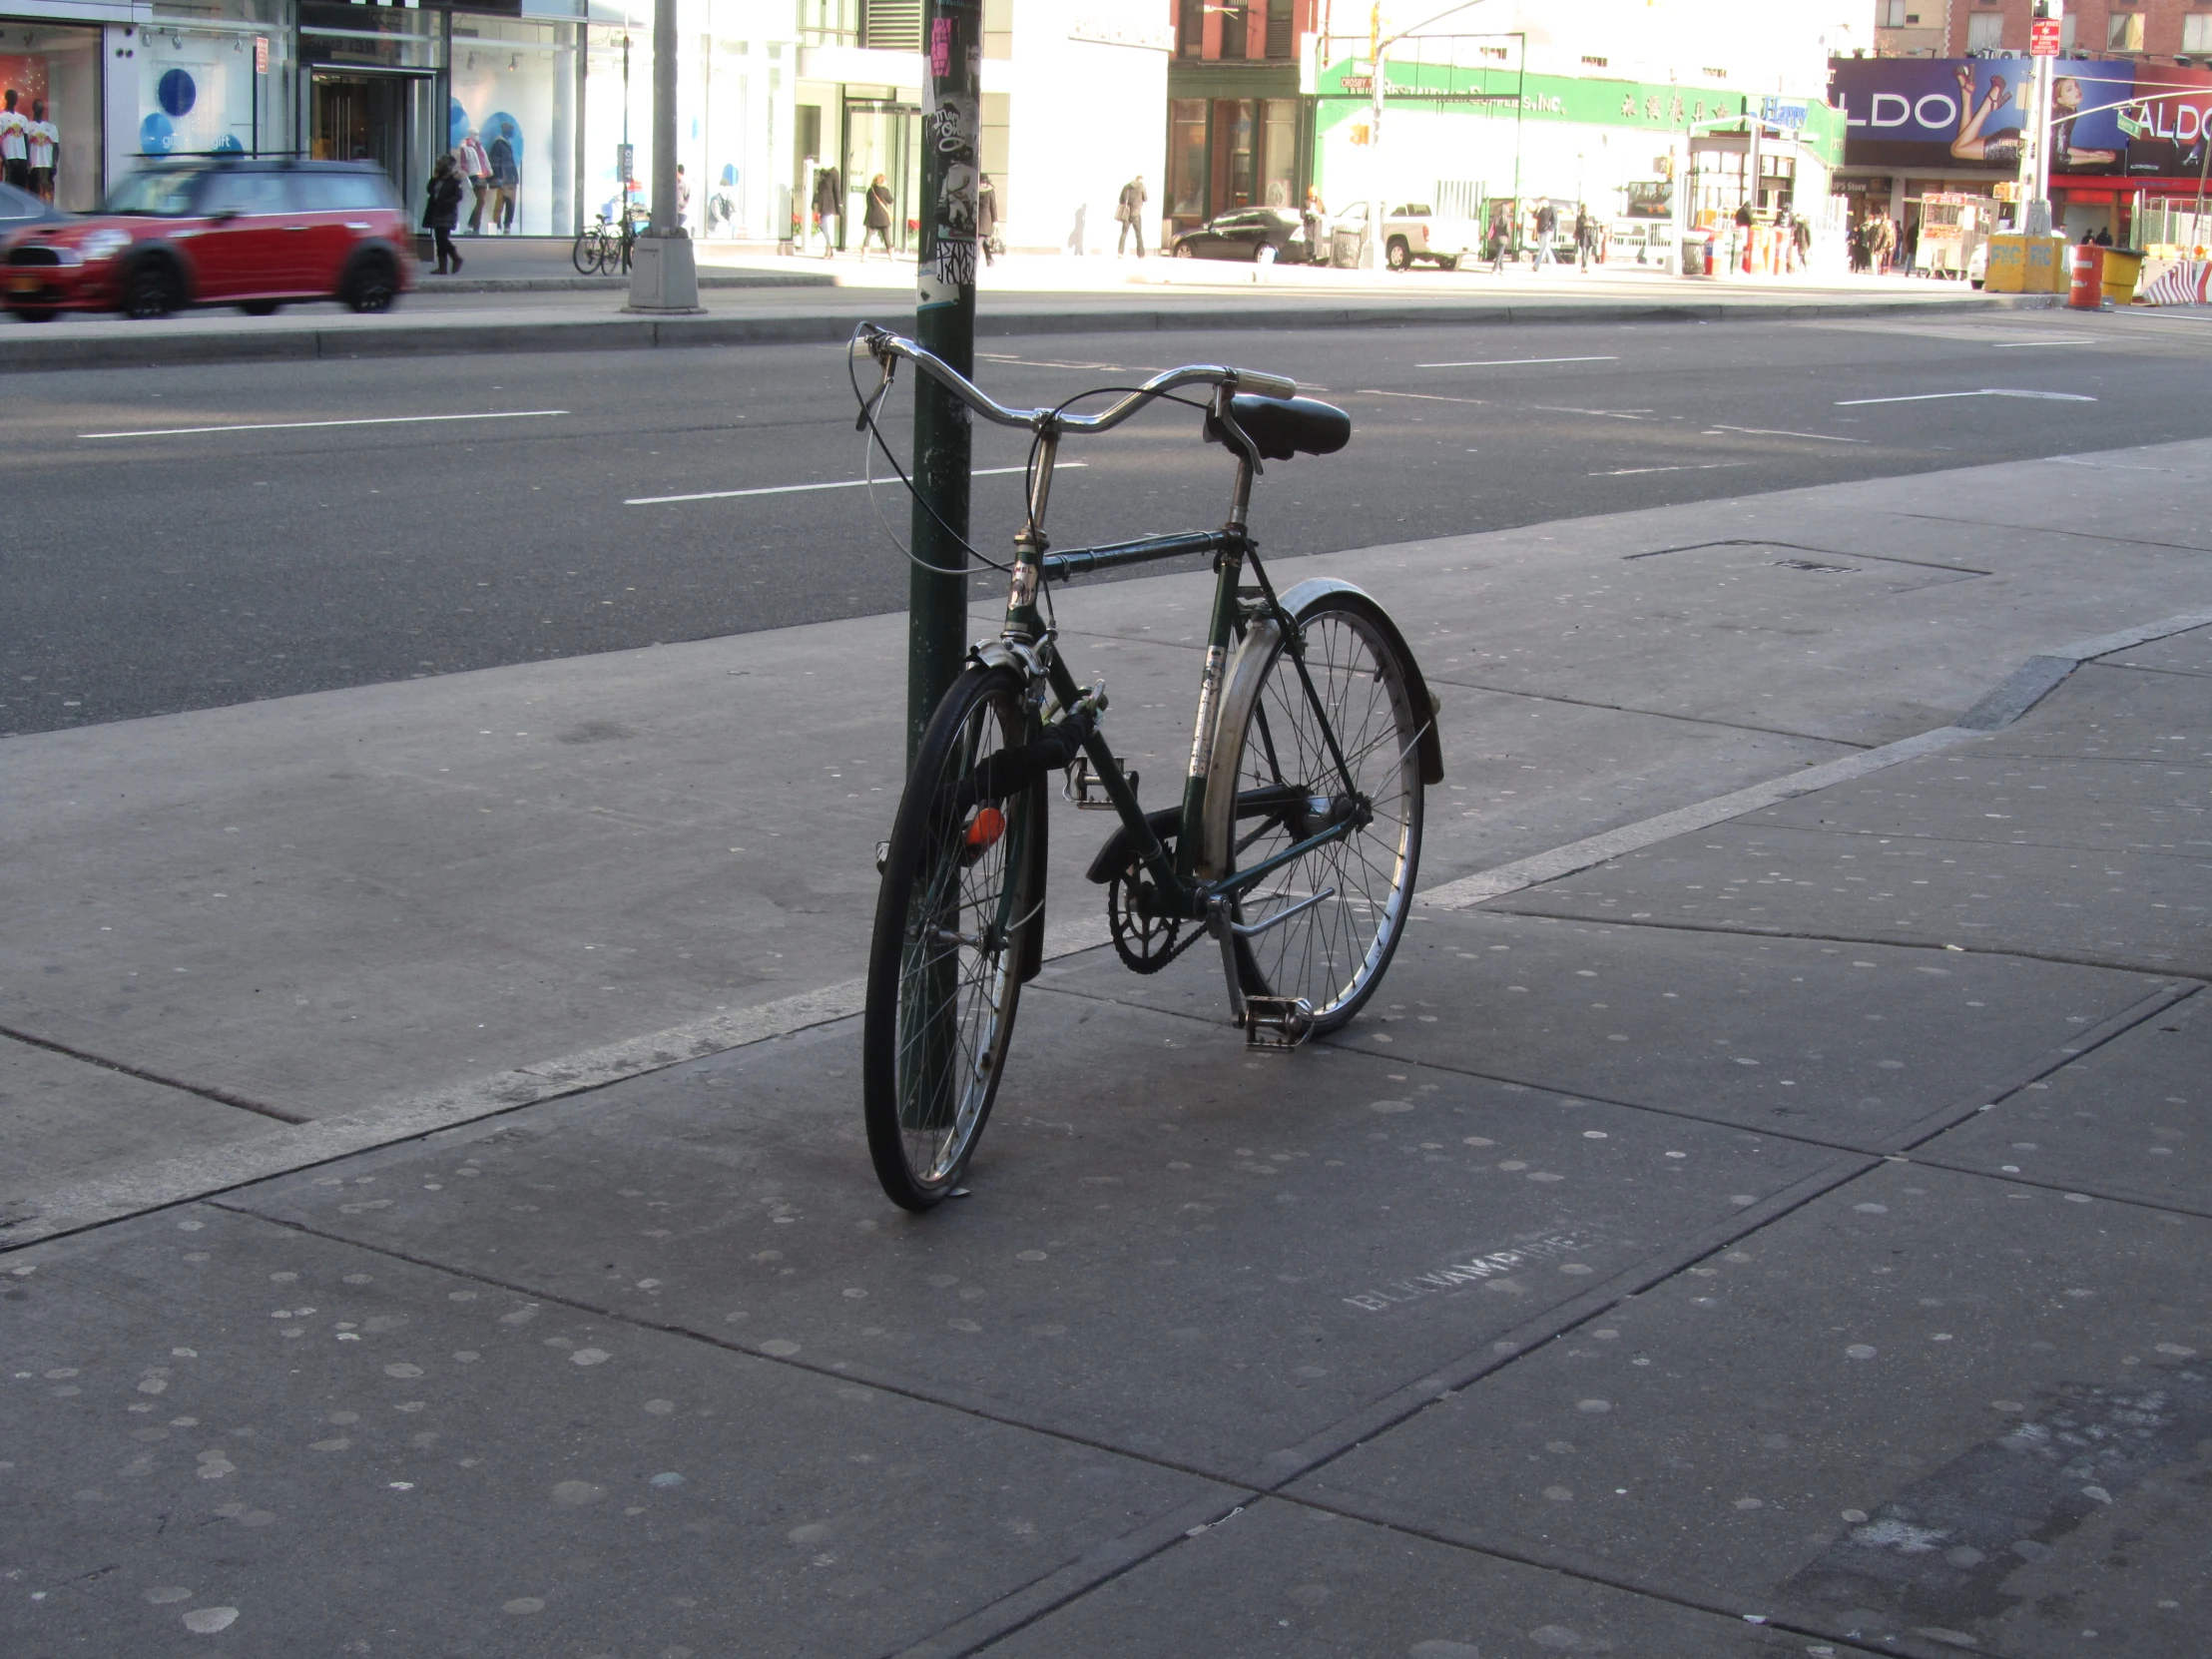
[2067, 244, 2106, 309]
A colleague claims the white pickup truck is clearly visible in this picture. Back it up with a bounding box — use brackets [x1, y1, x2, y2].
[1328, 201, 1480, 271]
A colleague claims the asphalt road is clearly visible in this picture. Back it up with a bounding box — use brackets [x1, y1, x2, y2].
[7, 305, 2212, 736]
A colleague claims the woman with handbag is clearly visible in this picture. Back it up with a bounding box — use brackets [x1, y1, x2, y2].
[423, 155, 464, 276]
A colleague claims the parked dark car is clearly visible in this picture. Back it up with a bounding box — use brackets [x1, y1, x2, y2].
[0, 180, 71, 253]
[1169, 207, 1315, 265]
[4, 159, 415, 323]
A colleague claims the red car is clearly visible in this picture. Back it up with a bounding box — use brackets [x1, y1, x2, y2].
[4, 159, 415, 322]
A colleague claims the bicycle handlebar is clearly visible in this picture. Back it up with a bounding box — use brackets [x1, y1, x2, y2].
[855, 323, 1298, 436]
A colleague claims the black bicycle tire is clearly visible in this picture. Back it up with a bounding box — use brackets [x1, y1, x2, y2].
[572, 231, 597, 276]
[862, 666, 1038, 1210]
[1208, 592, 1425, 1034]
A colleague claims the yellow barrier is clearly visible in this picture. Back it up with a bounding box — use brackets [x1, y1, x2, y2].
[1984, 234, 2027, 292]
[2022, 236, 2068, 294]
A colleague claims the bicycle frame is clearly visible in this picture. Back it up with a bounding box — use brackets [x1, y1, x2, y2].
[856, 327, 1369, 934]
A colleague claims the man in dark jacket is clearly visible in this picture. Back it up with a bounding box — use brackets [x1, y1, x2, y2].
[813, 164, 840, 258]
[1116, 175, 1148, 258]
[1533, 199, 1557, 268]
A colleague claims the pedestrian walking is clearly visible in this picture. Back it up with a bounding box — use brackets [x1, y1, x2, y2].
[1792, 213, 1813, 274]
[976, 172, 1001, 266]
[1574, 202, 1599, 271]
[423, 154, 464, 276]
[1302, 185, 1327, 263]
[1485, 200, 1512, 274]
[860, 173, 894, 258]
[1116, 174, 1148, 258]
[1533, 199, 1557, 269]
[676, 164, 691, 231]
[456, 129, 491, 234]
[813, 163, 840, 258]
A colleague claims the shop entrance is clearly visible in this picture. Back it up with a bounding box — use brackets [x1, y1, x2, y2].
[310, 70, 431, 200]
[842, 98, 918, 253]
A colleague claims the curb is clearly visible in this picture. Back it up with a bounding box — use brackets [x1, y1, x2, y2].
[415, 269, 840, 294]
[0, 291, 2061, 374]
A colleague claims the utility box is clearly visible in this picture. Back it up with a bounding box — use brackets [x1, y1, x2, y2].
[626, 236, 703, 313]
[1983, 233, 2028, 292]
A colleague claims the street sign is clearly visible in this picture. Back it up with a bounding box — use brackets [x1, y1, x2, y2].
[254, 35, 268, 73]
[2030, 19, 2061, 55]
[615, 143, 634, 184]
[1759, 98, 1807, 131]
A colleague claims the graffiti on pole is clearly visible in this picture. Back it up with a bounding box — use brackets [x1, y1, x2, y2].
[919, 2, 980, 309]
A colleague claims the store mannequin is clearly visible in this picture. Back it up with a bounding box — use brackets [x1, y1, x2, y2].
[29, 100, 58, 202]
[0, 90, 29, 190]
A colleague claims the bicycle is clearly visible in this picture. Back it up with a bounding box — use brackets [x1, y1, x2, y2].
[571, 207, 646, 276]
[851, 323, 1443, 1211]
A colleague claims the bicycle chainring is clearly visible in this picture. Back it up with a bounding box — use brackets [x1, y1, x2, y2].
[1107, 860, 1198, 974]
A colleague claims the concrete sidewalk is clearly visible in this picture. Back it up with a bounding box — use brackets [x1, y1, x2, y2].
[0, 254, 2051, 372]
[3, 442, 2208, 1657]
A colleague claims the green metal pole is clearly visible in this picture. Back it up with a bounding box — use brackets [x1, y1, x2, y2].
[908, 0, 982, 765]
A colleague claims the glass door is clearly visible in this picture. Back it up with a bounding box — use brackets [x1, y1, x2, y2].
[842, 97, 918, 251]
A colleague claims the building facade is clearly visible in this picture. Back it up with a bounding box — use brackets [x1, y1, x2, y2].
[1897, 0, 2212, 62]
[0, 0, 1168, 250]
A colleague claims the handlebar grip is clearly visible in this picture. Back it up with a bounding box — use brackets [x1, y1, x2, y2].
[1235, 369, 1299, 400]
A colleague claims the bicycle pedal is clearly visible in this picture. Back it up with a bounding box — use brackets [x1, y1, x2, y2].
[1069, 756, 1134, 810]
[1243, 995, 1316, 1050]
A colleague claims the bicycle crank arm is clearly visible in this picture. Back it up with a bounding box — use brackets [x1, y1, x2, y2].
[1226, 884, 1336, 938]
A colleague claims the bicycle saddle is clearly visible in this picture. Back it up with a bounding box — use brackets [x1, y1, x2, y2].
[1207, 394, 1352, 463]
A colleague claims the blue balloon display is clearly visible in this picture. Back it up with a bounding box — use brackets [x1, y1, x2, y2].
[449, 97, 470, 148]
[157, 68, 198, 119]
[140, 112, 176, 156]
[215, 134, 245, 153]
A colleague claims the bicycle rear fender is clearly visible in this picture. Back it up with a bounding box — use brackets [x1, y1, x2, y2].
[1195, 577, 1443, 882]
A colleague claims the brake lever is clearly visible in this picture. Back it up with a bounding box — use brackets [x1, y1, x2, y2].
[855, 349, 896, 432]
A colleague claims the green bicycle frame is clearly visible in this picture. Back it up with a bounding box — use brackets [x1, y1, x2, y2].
[994, 418, 1366, 930]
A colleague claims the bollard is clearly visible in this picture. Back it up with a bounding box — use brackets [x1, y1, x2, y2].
[906, 0, 981, 765]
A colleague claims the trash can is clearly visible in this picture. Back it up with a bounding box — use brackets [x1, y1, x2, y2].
[2100, 246, 2145, 305]
[2067, 243, 2105, 309]
[1682, 231, 1715, 276]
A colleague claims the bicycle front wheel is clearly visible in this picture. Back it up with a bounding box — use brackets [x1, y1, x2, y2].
[1202, 585, 1428, 1035]
[863, 666, 1040, 1210]
[572, 231, 598, 276]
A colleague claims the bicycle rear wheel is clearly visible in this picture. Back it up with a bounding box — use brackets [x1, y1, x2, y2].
[1202, 586, 1427, 1035]
[863, 666, 1040, 1209]
[572, 231, 599, 276]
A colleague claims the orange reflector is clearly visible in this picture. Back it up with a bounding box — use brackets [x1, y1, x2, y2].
[965, 807, 1006, 852]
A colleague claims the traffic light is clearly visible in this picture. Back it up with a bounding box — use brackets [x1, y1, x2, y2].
[2031, 0, 2062, 19]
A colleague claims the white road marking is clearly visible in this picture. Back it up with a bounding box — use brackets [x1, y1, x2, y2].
[1835, 388, 2097, 405]
[81, 409, 569, 439]
[1356, 388, 1488, 405]
[1417, 355, 1619, 367]
[1705, 423, 1869, 444]
[1532, 405, 1651, 419]
[626, 462, 1083, 507]
[1590, 462, 1750, 476]
[1990, 338, 2097, 347]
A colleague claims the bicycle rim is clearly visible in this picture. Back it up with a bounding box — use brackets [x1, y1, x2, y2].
[1216, 601, 1422, 1031]
[863, 670, 1033, 1208]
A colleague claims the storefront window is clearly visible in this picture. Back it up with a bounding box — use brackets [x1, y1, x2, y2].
[449, 16, 576, 237]
[135, 0, 296, 168]
[1260, 97, 1296, 208]
[1168, 98, 1205, 220]
[0, 20, 101, 210]
[583, 23, 650, 229]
